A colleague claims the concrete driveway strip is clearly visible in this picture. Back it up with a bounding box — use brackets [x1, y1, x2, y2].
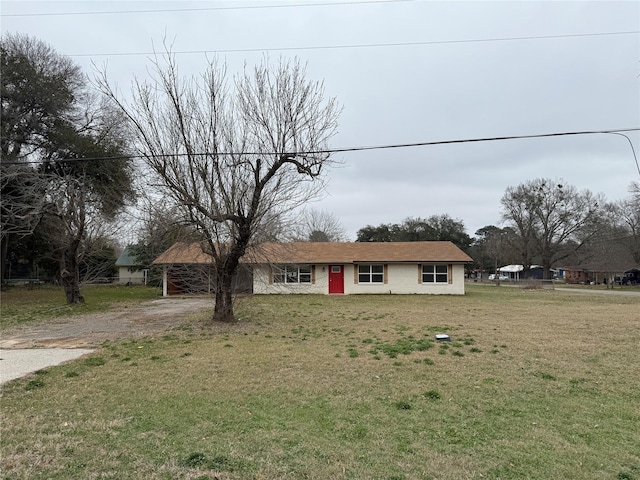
[0, 348, 94, 385]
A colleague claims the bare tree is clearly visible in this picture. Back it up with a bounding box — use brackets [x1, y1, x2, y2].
[291, 208, 347, 242]
[472, 226, 519, 278]
[630, 181, 640, 204]
[98, 53, 340, 322]
[501, 178, 604, 279]
[0, 166, 46, 274]
[126, 198, 205, 287]
[499, 188, 537, 272]
[613, 184, 640, 265]
[79, 233, 120, 284]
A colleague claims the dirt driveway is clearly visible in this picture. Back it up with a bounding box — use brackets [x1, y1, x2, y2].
[0, 297, 213, 349]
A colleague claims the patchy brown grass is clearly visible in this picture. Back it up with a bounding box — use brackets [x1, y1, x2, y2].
[1, 285, 639, 479]
[0, 284, 161, 329]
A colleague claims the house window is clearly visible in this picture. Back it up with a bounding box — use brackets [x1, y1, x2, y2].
[273, 265, 312, 284]
[422, 264, 448, 283]
[358, 264, 384, 284]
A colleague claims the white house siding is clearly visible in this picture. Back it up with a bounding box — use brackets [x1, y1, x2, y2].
[253, 263, 466, 295]
[345, 264, 465, 295]
[252, 266, 328, 294]
[118, 267, 146, 285]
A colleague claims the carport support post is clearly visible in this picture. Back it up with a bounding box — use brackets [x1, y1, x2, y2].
[162, 266, 168, 297]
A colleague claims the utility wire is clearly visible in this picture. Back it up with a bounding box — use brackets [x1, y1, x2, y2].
[63, 31, 639, 58]
[605, 132, 640, 176]
[1, 0, 411, 17]
[3, 127, 639, 166]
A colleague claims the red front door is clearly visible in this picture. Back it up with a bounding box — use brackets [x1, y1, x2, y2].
[328, 265, 344, 294]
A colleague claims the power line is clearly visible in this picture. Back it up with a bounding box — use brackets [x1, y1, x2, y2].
[3, 127, 639, 166]
[0, 0, 411, 17]
[606, 132, 640, 176]
[64, 31, 639, 58]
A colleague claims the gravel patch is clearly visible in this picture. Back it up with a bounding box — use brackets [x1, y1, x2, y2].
[0, 297, 213, 349]
[0, 297, 212, 384]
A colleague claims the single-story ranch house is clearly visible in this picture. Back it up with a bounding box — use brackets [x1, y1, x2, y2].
[153, 241, 473, 296]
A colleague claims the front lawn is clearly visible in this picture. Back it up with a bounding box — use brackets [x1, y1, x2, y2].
[1, 286, 639, 479]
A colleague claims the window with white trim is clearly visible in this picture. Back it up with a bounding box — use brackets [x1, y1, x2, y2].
[422, 264, 448, 283]
[273, 265, 312, 284]
[358, 264, 384, 284]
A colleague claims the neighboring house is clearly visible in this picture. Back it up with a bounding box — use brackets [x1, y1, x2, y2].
[562, 266, 590, 285]
[115, 246, 147, 285]
[153, 241, 473, 296]
[496, 264, 554, 280]
[497, 264, 524, 281]
[561, 265, 640, 285]
[559, 240, 640, 285]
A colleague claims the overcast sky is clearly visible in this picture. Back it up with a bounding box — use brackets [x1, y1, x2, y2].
[2, 0, 639, 241]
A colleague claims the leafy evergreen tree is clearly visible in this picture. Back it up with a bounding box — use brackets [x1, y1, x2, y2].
[1, 34, 134, 301]
[356, 215, 472, 250]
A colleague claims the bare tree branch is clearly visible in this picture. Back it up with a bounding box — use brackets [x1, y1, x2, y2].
[97, 52, 340, 322]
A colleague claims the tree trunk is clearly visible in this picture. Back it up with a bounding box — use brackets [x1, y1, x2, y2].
[212, 267, 235, 323]
[60, 245, 84, 304]
[541, 257, 552, 281]
[0, 235, 9, 290]
[210, 243, 247, 323]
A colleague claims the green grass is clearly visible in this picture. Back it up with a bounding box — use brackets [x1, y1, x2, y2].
[1, 285, 639, 479]
[0, 284, 161, 329]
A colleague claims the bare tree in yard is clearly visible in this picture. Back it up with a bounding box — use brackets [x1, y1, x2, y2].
[501, 178, 604, 279]
[99, 54, 340, 322]
[499, 188, 538, 273]
[0, 166, 46, 281]
[472, 225, 519, 278]
[630, 181, 640, 203]
[128, 201, 205, 287]
[612, 183, 640, 265]
[39, 172, 92, 302]
[79, 234, 120, 283]
[292, 208, 347, 242]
